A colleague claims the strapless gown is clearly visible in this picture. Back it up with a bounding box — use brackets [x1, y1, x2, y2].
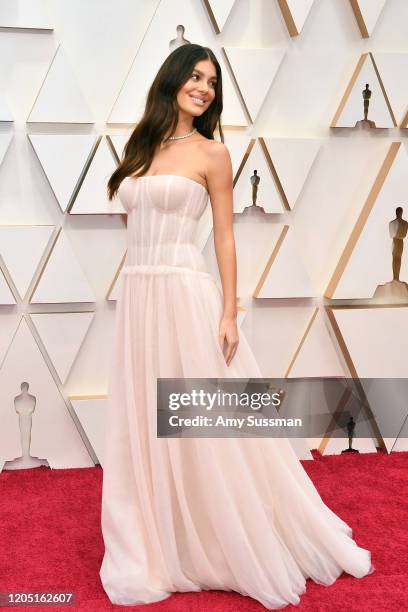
[99, 174, 374, 608]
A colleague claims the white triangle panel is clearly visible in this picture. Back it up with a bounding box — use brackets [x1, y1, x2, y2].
[373, 53, 408, 126]
[205, 0, 236, 32]
[0, 0, 53, 29]
[0, 225, 54, 300]
[359, 378, 408, 453]
[106, 251, 127, 302]
[0, 316, 93, 469]
[107, 0, 247, 126]
[393, 417, 408, 452]
[350, 0, 387, 37]
[30, 312, 95, 384]
[241, 304, 315, 377]
[263, 138, 321, 209]
[29, 134, 96, 213]
[27, 45, 93, 123]
[0, 313, 20, 367]
[332, 306, 408, 378]
[70, 137, 125, 214]
[71, 397, 108, 467]
[278, 0, 315, 36]
[333, 143, 408, 299]
[334, 54, 395, 128]
[223, 47, 285, 122]
[234, 140, 284, 213]
[0, 133, 13, 165]
[233, 218, 282, 299]
[0, 269, 16, 305]
[288, 309, 344, 378]
[30, 231, 95, 304]
[109, 134, 132, 162]
[256, 227, 315, 298]
[0, 97, 13, 122]
[330, 310, 408, 451]
[107, 273, 121, 302]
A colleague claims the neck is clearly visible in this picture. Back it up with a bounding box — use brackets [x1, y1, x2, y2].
[172, 112, 194, 137]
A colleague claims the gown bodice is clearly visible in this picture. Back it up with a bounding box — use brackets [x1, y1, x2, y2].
[118, 174, 209, 272]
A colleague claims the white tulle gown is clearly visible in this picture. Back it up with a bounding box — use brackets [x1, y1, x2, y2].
[99, 174, 374, 609]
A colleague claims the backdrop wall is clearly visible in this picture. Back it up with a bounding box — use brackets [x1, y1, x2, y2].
[0, 0, 407, 469]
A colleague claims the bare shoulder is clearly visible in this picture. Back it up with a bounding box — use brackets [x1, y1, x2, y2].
[195, 140, 233, 195]
[198, 140, 232, 178]
[198, 139, 230, 157]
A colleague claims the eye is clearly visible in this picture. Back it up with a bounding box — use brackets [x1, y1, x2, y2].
[191, 73, 216, 87]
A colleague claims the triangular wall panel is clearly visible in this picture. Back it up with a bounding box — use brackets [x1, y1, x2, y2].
[373, 53, 408, 127]
[392, 418, 408, 452]
[329, 305, 408, 378]
[223, 47, 285, 122]
[286, 308, 345, 377]
[326, 142, 407, 299]
[30, 230, 96, 304]
[107, 0, 247, 126]
[278, 0, 315, 36]
[0, 316, 93, 469]
[349, 0, 388, 38]
[106, 252, 127, 302]
[331, 53, 396, 128]
[0, 317, 94, 468]
[0, 133, 13, 166]
[253, 226, 315, 298]
[0, 314, 20, 367]
[263, 138, 321, 210]
[70, 397, 108, 467]
[0, 0, 53, 29]
[241, 305, 315, 377]
[30, 312, 95, 384]
[0, 269, 16, 305]
[0, 97, 13, 122]
[233, 140, 284, 213]
[328, 305, 408, 453]
[0, 225, 55, 300]
[29, 134, 97, 213]
[204, 0, 236, 33]
[108, 134, 131, 163]
[70, 137, 125, 214]
[27, 45, 94, 123]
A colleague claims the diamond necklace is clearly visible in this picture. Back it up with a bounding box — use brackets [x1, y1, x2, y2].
[165, 128, 197, 141]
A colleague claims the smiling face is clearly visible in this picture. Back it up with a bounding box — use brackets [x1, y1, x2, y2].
[176, 59, 217, 117]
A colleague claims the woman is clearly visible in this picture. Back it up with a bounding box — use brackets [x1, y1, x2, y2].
[100, 43, 374, 608]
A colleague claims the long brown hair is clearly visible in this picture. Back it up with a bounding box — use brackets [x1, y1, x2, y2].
[107, 44, 224, 200]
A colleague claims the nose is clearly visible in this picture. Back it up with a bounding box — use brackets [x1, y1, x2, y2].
[198, 81, 208, 94]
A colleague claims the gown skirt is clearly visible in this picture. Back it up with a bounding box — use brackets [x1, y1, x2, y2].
[99, 174, 374, 609]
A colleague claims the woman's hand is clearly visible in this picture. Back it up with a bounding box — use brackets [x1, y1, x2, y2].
[219, 315, 239, 366]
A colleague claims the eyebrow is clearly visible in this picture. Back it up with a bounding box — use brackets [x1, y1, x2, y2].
[193, 68, 217, 80]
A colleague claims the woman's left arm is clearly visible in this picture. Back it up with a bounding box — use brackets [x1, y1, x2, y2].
[206, 142, 239, 367]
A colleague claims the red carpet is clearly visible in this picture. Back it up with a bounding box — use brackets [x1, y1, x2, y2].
[0, 449, 406, 611]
